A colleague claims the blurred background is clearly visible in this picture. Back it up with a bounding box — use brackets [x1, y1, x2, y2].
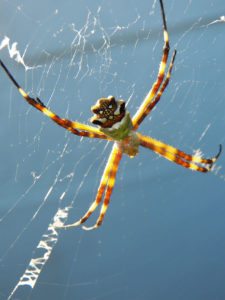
[0, 0, 225, 299]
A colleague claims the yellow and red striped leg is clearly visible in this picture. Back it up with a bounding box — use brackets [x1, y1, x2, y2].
[132, 0, 170, 130]
[59, 144, 122, 229]
[0, 60, 109, 140]
[136, 50, 176, 126]
[138, 133, 222, 172]
[83, 146, 122, 230]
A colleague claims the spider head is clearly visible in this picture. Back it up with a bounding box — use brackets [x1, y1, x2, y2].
[90, 96, 126, 128]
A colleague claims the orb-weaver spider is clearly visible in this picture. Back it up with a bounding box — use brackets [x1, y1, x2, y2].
[0, 0, 222, 230]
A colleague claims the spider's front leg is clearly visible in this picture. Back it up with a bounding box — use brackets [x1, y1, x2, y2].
[138, 133, 222, 172]
[83, 145, 122, 230]
[58, 144, 122, 230]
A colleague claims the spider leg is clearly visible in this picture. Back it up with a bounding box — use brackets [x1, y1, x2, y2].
[136, 49, 176, 126]
[132, 0, 170, 130]
[83, 146, 122, 230]
[138, 133, 222, 172]
[58, 144, 122, 229]
[0, 59, 109, 140]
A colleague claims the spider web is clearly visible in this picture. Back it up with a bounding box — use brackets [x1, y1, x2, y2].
[0, 1, 225, 299]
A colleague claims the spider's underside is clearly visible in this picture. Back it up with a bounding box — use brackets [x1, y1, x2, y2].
[0, 0, 222, 230]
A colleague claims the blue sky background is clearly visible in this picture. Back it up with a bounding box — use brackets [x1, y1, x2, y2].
[0, 0, 225, 299]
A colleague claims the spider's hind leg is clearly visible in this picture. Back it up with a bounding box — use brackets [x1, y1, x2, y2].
[0, 59, 109, 140]
[132, 0, 171, 130]
[36, 97, 45, 107]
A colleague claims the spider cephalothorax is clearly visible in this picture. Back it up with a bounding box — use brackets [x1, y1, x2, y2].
[90, 96, 126, 128]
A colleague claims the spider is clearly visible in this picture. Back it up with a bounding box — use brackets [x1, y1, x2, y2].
[0, 0, 222, 231]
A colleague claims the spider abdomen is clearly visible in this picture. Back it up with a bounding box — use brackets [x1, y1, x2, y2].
[90, 95, 136, 141]
[90, 96, 126, 129]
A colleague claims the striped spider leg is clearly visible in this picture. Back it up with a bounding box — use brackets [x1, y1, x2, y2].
[135, 49, 222, 171]
[0, 60, 109, 140]
[0, 0, 222, 230]
[132, 0, 171, 130]
[63, 144, 122, 231]
[138, 133, 222, 173]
